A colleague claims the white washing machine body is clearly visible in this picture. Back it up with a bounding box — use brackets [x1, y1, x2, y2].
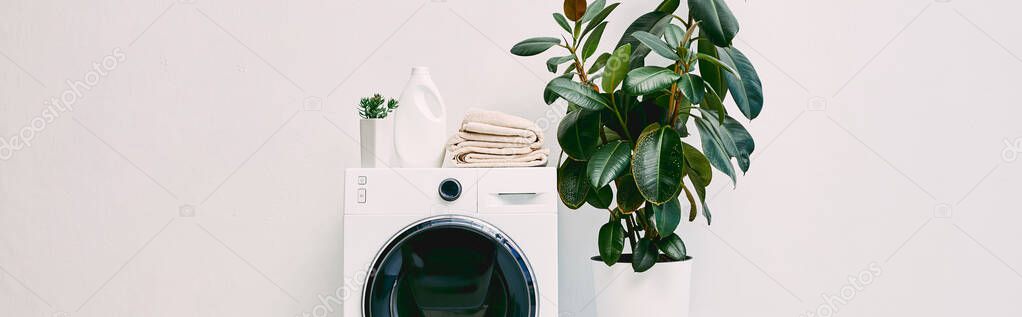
[343, 167, 558, 317]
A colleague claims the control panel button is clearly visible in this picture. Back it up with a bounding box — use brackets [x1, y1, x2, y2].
[357, 176, 367, 185]
[357, 188, 367, 203]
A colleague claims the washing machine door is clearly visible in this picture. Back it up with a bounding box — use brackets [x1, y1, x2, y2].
[363, 215, 537, 317]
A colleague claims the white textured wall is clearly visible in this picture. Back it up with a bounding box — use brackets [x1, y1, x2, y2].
[3, 0, 1022, 316]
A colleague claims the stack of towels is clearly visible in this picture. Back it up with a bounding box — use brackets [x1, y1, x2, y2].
[446, 109, 549, 167]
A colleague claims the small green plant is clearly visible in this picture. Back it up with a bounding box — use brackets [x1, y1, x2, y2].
[358, 94, 399, 119]
[512, 0, 764, 272]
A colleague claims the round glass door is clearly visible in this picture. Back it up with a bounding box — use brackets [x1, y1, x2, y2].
[363, 216, 537, 317]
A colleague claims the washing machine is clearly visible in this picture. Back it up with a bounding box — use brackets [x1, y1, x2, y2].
[342, 167, 558, 317]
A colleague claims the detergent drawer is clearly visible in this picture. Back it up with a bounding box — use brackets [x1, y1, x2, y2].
[477, 167, 556, 214]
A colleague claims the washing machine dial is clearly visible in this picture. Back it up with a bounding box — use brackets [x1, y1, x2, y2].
[438, 178, 462, 201]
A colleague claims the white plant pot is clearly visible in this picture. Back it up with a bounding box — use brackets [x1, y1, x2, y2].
[359, 118, 394, 168]
[590, 256, 693, 317]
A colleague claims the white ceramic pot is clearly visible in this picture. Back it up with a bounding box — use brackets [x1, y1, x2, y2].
[359, 118, 394, 168]
[590, 256, 693, 317]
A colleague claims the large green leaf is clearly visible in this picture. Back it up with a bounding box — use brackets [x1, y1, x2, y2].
[558, 159, 590, 209]
[679, 74, 706, 104]
[652, 197, 682, 235]
[624, 66, 681, 96]
[602, 44, 632, 93]
[631, 31, 679, 61]
[547, 56, 575, 73]
[598, 220, 625, 266]
[587, 140, 632, 188]
[615, 173, 645, 212]
[688, 0, 739, 47]
[658, 234, 688, 261]
[632, 238, 657, 272]
[581, 0, 605, 22]
[581, 22, 608, 59]
[546, 77, 608, 110]
[581, 3, 621, 37]
[698, 36, 728, 99]
[694, 117, 736, 184]
[511, 37, 561, 56]
[543, 74, 573, 105]
[615, 11, 673, 69]
[587, 185, 614, 209]
[632, 124, 685, 204]
[553, 13, 572, 33]
[656, 0, 681, 13]
[720, 47, 763, 120]
[664, 24, 685, 48]
[558, 110, 602, 160]
[564, 0, 587, 21]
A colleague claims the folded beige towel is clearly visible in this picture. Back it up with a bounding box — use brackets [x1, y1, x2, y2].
[447, 109, 548, 168]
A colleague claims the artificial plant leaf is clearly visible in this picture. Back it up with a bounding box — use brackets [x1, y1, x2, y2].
[631, 31, 680, 61]
[656, 0, 681, 13]
[601, 44, 632, 93]
[558, 110, 602, 160]
[664, 24, 685, 48]
[615, 11, 673, 69]
[658, 234, 688, 260]
[546, 77, 608, 110]
[615, 173, 645, 212]
[694, 117, 736, 185]
[553, 13, 572, 33]
[581, 3, 621, 37]
[598, 219, 625, 266]
[587, 140, 633, 188]
[720, 47, 763, 120]
[698, 36, 728, 99]
[632, 124, 685, 204]
[564, 0, 587, 21]
[679, 74, 706, 104]
[587, 185, 614, 209]
[652, 197, 682, 236]
[632, 238, 657, 272]
[688, 0, 739, 47]
[510, 37, 561, 56]
[581, 0, 606, 23]
[547, 55, 575, 73]
[558, 159, 590, 209]
[588, 52, 611, 74]
[724, 116, 755, 172]
[624, 66, 680, 95]
[581, 22, 608, 59]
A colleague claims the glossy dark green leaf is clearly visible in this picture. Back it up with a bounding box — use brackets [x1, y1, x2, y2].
[632, 31, 679, 60]
[652, 197, 682, 235]
[511, 37, 561, 56]
[581, 0, 605, 22]
[632, 238, 657, 272]
[624, 66, 680, 96]
[558, 110, 602, 160]
[632, 124, 685, 204]
[564, 0, 587, 21]
[658, 234, 687, 261]
[602, 44, 632, 93]
[553, 13, 572, 33]
[697, 52, 738, 76]
[724, 116, 755, 172]
[698, 36, 728, 99]
[543, 74, 572, 105]
[587, 185, 614, 209]
[679, 74, 706, 104]
[581, 22, 607, 59]
[700, 87, 726, 123]
[558, 159, 590, 209]
[598, 220, 625, 266]
[656, 0, 681, 13]
[720, 47, 763, 120]
[546, 77, 608, 110]
[694, 117, 736, 185]
[587, 140, 632, 188]
[682, 142, 712, 187]
[615, 11, 672, 69]
[664, 24, 685, 48]
[547, 56, 575, 73]
[688, 0, 739, 47]
[615, 173, 645, 212]
[588, 52, 611, 74]
[581, 3, 621, 37]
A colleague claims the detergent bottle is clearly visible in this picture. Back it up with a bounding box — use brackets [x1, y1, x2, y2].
[394, 67, 448, 168]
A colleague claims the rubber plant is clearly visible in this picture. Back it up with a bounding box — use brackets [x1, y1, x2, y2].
[511, 0, 763, 272]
